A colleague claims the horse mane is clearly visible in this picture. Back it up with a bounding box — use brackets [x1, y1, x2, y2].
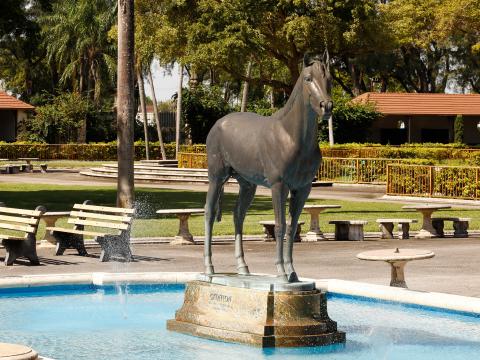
[270, 73, 304, 120]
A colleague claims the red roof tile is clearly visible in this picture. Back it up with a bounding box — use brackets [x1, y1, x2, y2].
[352, 92, 480, 116]
[0, 92, 34, 110]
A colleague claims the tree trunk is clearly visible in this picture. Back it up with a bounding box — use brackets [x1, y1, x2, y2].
[240, 61, 252, 112]
[116, 0, 135, 208]
[175, 63, 184, 159]
[147, 66, 167, 160]
[137, 67, 150, 160]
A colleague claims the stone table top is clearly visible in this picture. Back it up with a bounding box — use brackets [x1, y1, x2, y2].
[17, 158, 39, 161]
[402, 205, 451, 211]
[303, 205, 342, 210]
[156, 208, 205, 215]
[357, 248, 435, 262]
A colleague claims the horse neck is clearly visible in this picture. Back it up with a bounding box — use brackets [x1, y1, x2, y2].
[273, 78, 318, 150]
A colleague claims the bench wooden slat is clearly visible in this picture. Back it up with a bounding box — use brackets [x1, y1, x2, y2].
[0, 207, 42, 217]
[0, 235, 26, 241]
[0, 222, 36, 233]
[0, 214, 39, 225]
[70, 211, 132, 222]
[68, 218, 129, 230]
[376, 219, 417, 223]
[46, 226, 111, 237]
[73, 204, 134, 214]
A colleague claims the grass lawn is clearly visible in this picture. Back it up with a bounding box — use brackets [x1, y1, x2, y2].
[0, 183, 478, 239]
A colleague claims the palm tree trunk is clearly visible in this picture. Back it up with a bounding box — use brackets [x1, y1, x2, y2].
[116, 0, 135, 208]
[147, 66, 167, 160]
[137, 67, 150, 160]
[175, 63, 184, 158]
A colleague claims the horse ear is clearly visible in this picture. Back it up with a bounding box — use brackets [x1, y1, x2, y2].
[303, 53, 312, 68]
[323, 49, 330, 70]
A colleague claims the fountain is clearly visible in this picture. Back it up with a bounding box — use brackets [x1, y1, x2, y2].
[167, 53, 345, 347]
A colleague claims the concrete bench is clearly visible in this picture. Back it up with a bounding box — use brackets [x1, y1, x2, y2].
[0, 205, 44, 265]
[46, 201, 135, 262]
[40, 163, 48, 173]
[329, 220, 368, 241]
[4, 164, 25, 174]
[259, 220, 305, 242]
[431, 217, 470, 238]
[376, 219, 418, 240]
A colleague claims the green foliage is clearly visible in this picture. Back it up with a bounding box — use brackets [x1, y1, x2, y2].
[21, 92, 93, 143]
[454, 115, 464, 144]
[319, 92, 380, 143]
[0, 142, 177, 161]
[181, 85, 232, 143]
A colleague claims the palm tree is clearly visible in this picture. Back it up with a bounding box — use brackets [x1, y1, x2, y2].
[117, 0, 135, 208]
[40, 0, 117, 142]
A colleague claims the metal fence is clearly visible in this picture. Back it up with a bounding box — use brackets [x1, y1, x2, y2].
[177, 153, 421, 185]
[386, 164, 480, 200]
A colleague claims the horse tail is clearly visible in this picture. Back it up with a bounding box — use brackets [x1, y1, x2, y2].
[215, 186, 224, 222]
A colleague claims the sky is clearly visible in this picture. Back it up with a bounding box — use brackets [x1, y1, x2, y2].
[144, 60, 188, 102]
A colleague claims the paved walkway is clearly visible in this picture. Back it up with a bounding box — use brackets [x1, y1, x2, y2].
[2, 238, 480, 298]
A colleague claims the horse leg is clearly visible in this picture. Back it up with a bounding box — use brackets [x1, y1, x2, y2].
[233, 178, 256, 275]
[271, 182, 289, 281]
[204, 177, 227, 275]
[285, 184, 311, 282]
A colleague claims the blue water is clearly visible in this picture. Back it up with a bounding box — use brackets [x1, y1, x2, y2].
[0, 284, 479, 360]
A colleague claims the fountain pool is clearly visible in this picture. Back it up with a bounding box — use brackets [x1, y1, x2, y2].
[0, 283, 479, 360]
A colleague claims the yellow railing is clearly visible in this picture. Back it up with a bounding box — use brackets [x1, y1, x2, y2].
[178, 152, 208, 169]
[387, 164, 480, 199]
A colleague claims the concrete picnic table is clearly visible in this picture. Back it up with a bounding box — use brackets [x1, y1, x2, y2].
[17, 157, 39, 172]
[402, 204, 451, 238]
[303, 204, 341, 241]
[156, 208, 204, 245]
[357, 248, 435, 288]
[40, 211, 71, 247]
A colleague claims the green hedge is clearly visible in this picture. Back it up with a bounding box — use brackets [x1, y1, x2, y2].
[0, 142, 177, 161]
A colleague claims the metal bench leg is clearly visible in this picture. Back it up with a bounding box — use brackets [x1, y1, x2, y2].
[262, 224, 275, 242]
[379, 223, 394, 239]
[398, 223, 410, 240]
[2, 236, 39, 266]
[52, 232, 88, 256]
[453, 221, 469, 238]
[431, 219, 445, 238]
[97, 235, 133, 262]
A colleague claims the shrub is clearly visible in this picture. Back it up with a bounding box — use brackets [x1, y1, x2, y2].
[454, 115, 464, 144]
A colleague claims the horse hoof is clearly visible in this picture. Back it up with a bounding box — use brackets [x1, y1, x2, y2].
[287, 272, 299, 283]
[237, 266, 250, 275]
[205, 266, 215, 275]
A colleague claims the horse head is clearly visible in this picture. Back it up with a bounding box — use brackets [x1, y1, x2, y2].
[303, 51, 333, 118]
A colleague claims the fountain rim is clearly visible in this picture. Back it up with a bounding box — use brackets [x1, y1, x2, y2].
[0, 272, 479, 316]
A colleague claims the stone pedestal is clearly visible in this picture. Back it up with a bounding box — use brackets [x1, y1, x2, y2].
[0, 343, 38, 360]
[167, 277, 345, 347]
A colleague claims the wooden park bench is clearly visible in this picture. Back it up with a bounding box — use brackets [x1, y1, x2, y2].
[432, 217, 470, 238]
[376, 219, 418, 240]
[259, 220, 305, 242]
[329, 220, 368, 241]
[46, 201, 135, 262]
[0, 205, 44, 266]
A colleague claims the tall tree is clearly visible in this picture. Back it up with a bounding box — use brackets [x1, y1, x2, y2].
[117, 0, 135, 208]
[136, 65, 150, 160]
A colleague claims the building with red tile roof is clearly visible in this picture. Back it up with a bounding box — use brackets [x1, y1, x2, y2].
[0, 92, 35, 142]
[352, 92, 480, 144]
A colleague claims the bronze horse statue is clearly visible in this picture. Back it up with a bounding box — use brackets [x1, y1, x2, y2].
[204, 53, 333, 282]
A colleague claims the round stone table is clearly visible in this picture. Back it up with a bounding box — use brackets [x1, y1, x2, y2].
[303, 205, 341, 241]
[356, 248, 435, 288]
[402, 205, 451, 238]
[156, 208, 204, 245]
[0, 343, 38, 360]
